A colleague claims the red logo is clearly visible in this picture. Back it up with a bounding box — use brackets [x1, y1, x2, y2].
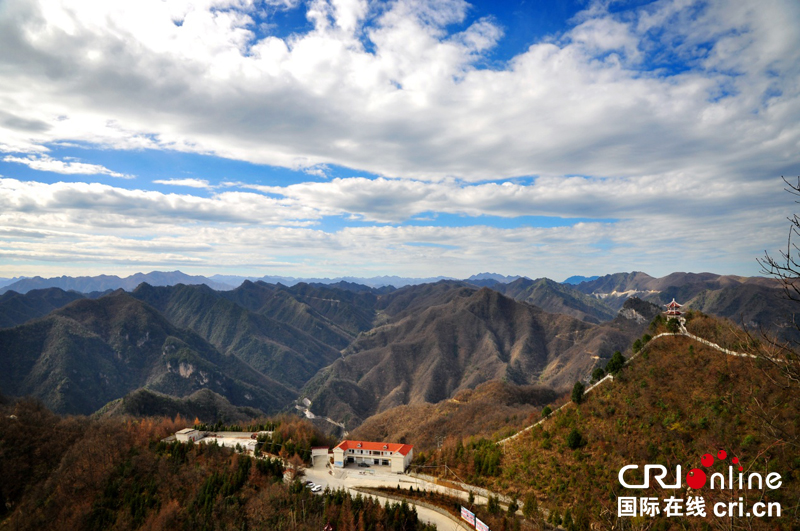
[686, 449, 743, 490]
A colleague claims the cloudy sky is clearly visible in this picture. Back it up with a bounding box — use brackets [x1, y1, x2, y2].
[0, 0, 798, 281]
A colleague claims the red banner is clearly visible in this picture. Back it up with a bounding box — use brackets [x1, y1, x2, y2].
[460, 506, 475, 525]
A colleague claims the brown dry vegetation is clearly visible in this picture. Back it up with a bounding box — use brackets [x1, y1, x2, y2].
[0, 402, 433, 531]
[417, 314, 800, 530]
[306, 287, 645, 428]
[351, 380, 561, 451]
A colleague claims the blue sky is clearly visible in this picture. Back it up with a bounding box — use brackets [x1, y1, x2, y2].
[0, 0, 798, 280]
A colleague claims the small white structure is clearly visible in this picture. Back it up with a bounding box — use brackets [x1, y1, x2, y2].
[332, 440, 413, 473]
[311, 447, 330, 467]
[172, 429, 263, 454]
[198, 432, 258, 453]
[175, 428, 203, 442]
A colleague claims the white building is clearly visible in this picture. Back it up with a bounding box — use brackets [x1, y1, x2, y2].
[175, 428, 204, 442]
[332, 440, 413, 473]
[198, 432, 258, 453]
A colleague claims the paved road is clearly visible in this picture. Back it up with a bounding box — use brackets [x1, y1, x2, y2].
[303, 464, 471, 531]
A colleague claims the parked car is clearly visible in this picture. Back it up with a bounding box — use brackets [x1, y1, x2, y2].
[311, 485, 322, 492]
[357, 462, 370, 467]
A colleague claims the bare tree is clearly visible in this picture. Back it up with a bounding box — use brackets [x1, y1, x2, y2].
[759, 177, 800, 305]
[755, 176, 800, 387]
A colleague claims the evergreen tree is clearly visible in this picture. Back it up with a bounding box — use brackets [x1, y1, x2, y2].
[571, 381, 585, 404]
[605, 351, 626, 374]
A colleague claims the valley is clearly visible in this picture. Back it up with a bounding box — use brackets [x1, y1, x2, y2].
[0, 270, 790, 431]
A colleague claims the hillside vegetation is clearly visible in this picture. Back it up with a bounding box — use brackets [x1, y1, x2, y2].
[96, 388, 265, 424]
[419, 313, 799, 529]
[0, 401, 431, 531]
[351, 380, 561, 450]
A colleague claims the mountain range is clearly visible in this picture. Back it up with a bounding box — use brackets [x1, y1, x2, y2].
[0, 291, 294, 415]
[0, 271, 525, 294]
[0, 271, 233, 294]
[3, 307, 796, 530]
[0, 270, 793, 428]
[302, 285, 657, 427]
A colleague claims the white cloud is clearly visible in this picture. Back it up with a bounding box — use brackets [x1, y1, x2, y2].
[3, 155, 134, 178]
[248, 174, 779, 222]
[0, 0, 797, 277]
[0, 0, 794, 183]
[153, 178, 212, 188]
[0, 176, 789, 279]
[0, 190, 785, 279]
[0, 178, 316, 225]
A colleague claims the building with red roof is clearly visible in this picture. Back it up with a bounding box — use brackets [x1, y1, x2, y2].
[332, 440, 414, 473]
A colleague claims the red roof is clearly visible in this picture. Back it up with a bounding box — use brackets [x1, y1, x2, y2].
[334, 440, 413, 456]
[666, 299, 682, 309]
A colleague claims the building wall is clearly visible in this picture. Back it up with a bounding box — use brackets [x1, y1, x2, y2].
[391, 454, 404, 473]
[390, 449, 413, 473]
[333, 448, 345, 468]
[176, 429, 200, 443]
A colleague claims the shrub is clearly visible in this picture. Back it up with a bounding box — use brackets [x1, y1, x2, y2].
[649, 314, 664, 331]
[487, 495, 501, 515]
[566, 429, 586, 450]
[571, 381, 585, 404]
[605, 351, 626, 375]
[507, 498, 519, 515]
[522, 493, 538, 519]
[591, 367, 605, 382]
[541, 406, 552, 418]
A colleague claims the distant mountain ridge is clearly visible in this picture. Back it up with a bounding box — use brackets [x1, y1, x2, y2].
[572, 271, 795, 339]
[0, 271, 234, 294]
[467, 272, 524, 282]
[0, 277, 26, 289]
[211, 274, 456, 289]
[562, 275, 600, 284]
[0, 288, 85, 329]
[494, 277, 618, 324]
[0, 271, 459, 293]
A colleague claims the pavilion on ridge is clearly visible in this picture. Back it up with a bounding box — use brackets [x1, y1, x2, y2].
[665, 298, 683, 316]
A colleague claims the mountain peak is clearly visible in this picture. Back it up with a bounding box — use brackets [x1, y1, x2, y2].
[467, 272, 523, 283]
